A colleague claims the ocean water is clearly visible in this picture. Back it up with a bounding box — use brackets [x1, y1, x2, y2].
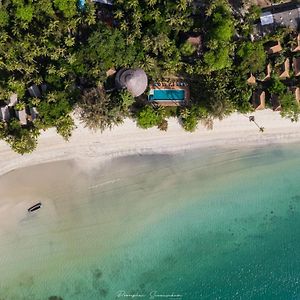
[0, 145, 300, 299]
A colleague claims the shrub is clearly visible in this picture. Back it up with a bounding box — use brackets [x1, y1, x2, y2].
[136, 106, 164, 129]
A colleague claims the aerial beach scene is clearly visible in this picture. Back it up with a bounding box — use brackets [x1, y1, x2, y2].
[1, 0, 300, 299]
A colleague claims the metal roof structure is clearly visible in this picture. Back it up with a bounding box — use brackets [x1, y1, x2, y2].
[93, 0, 113, 5]
[260, 11, 274, 25]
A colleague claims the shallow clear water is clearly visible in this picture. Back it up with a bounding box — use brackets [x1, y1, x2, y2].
[0, 145, 300, 299]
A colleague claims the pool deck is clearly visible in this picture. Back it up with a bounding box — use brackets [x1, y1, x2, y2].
[149, 82, 190, 106]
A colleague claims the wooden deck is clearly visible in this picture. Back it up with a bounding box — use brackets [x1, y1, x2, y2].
[148, 82, 190, 106]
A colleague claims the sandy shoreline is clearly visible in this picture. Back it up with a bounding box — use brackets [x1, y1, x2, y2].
[1, 109, 300, 176]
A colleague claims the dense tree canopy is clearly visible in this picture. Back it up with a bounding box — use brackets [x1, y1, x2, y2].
[237, 41, 267, 74]
[0, 0, 299, 154]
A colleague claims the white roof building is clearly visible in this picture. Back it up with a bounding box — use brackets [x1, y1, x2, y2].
[8, 93, 18, 107]
[1, 106, 10, 121]
[16, 109, 27, 125]
[260, 12, 274, 26]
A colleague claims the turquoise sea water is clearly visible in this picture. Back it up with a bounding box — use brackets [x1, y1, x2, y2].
[1, 145, 300, 299]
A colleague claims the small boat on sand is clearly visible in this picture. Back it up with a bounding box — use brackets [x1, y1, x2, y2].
[28, 202, 42, 212]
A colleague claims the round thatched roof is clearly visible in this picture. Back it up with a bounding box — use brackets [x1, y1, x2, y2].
[115, 68, 148, 97]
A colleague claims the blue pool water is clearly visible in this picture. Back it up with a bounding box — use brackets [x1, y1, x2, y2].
[149, 89, 185, 101]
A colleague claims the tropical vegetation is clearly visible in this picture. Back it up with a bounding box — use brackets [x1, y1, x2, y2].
[0, 0, 299, 153]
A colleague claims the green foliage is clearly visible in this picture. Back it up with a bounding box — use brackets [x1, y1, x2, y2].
[55, 115, 75, 140]
[77, 86, 124, 132]
[247, 5, 262, 22]
[16, 5, 34, 22]
[280, 92, 300, 122]
[204, 47, 231, 71]
[269, 76, 287, 95]
[237, 41, 266, 74]
[119, 90, 135, 109]
[180, 42, 196, 56]
[203, 1, 234, 73]
[0, 10, 9, 27]
[180, 107, 199, 132]
[5, 119, 39, 154]
[8, 80, 26, 98]
[53, 0, 77, 18]
[208, 5, 234, 42]
[37, 92, 72, 128]
[136, 106, 164, 129]
[0, 0, 296, 153]
[15, 101, 26, 111]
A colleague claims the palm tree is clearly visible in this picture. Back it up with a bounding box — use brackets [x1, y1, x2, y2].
[77, 85, 124, 132]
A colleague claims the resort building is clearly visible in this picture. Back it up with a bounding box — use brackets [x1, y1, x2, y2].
[148, 81, 190, 106]
[292, 33, 300, 52]
[8, 93, 18, 107]
[247, 73, 256, 85]
[16, 109, 27, 125]
[29, 107, 38, 121]
[293, 57, 300, 76]
[252, 90, 265, 110]
[271, 94, 281, 111]
[0, 106, 10, 122]
[253, 2, 300, 38]
[28, 84, 41, 98]
[262, 63, 272, 81]
[266, 40, 282, 55]
[290, 86, 300, 104]
[115, 68, 148, 97]
[279, 58, 290, 79]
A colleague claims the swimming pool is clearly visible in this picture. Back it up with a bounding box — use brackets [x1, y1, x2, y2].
[149, 89, 185, 101]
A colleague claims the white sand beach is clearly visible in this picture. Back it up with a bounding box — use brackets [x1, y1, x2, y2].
[0, 109, 300, 176]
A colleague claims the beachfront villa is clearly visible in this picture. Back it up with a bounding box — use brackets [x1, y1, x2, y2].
[115, 68, 148, 97]
[148, 81, 190, 106]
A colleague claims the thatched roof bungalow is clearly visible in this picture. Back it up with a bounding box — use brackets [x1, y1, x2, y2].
[115, 68, 148, 97]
